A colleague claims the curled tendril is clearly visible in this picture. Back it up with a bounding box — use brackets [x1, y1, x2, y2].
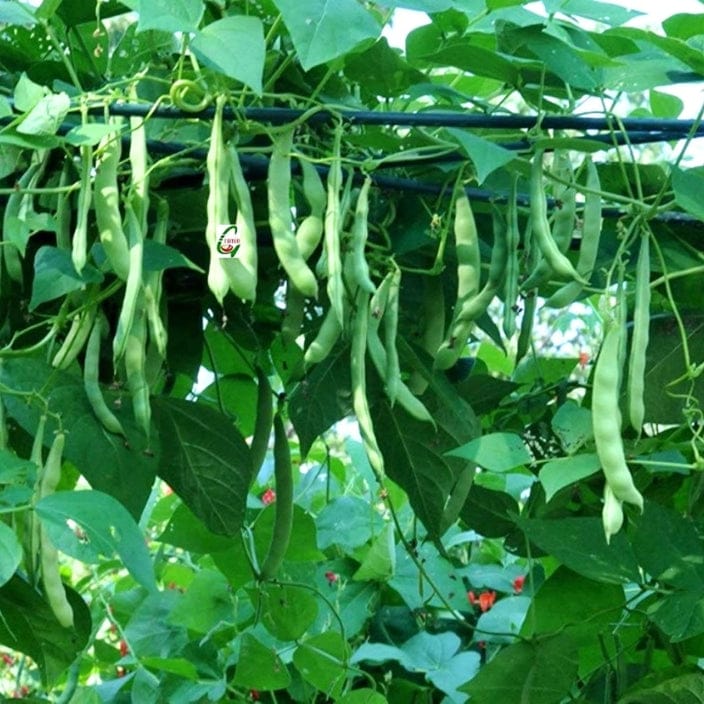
[169, 79, 213, 113]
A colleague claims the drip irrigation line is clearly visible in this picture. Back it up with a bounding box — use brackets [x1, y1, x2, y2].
[89, 101, 704, 138]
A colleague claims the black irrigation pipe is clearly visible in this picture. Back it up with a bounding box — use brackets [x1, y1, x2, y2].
[92, 102, 704, 138]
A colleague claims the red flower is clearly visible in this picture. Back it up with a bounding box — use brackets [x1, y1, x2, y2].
[513, 575, 526, 594]
[2, 653, 14, 666]
[119, 640, 129, 657]
[261, 488, 276, 505]
[325, 571, 338, 585]
[467, 590, 496, 612]
[250, 691, 260, 701]
[579, 351, 590, 368]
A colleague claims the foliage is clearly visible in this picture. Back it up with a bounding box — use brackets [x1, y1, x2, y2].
[0, 0, 704, 702]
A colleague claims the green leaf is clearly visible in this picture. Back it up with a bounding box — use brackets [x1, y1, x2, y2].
[137, 0, 203, 33]
[446, 128, 515, 184]
[233, 633, 291, 691]
[0, 358, 157, 518]
[123, 591, 187, 658]
[140, 656, 198, 680]
[519, 516, 641, 583]
[551, 400, 593, 453]
[460, 484, 519, 538]
[0, 574, 90, 686]
[259, 583, 319, 641]
[289, 344, 351, 457]
[271, 0, 380, 71]
[672, 166, 704, 222]
[401, 631, 481, 700]
[316, 496, 385, 552]
[254, 504, 324, 564]
[0, 523, 21, 587]
[17, 92, 70, 136]
[0, 1, 36, 26]
[152, 397, 252, 537]
[663, 13, 704, 41]
[167, 569, 233, 634]
[36, 490, 157, 592]
[649, 89, 683, 118]
[64, 122, 121, 147]
[142, 240, 203, 273]
[30, 246, 103, 310]
[544, 0, 642, 25]
[621, 673, 704, 704]
[447, 432, 531, 472]
[13, 73, 46, 112]
[476, 596, 531, 644]
[293, 631, 349, 699]
[539, 454, 601, 502]
[521, 567, 625, 647]
[158, 503, 232, 554]
[631, 502, 704, 591]
[460, 634, 579, 703]
[338, 689, 388, 704]
[373, 399, 469, 539]
[353, 522, 396, 581]
[648, 591, 704, 643]
[191, 16, 265, 94]
[0, 449, 36, 483]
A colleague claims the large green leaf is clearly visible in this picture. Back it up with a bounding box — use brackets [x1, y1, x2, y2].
[521, 567, 625, 647]
[293, 631, 349, 699]
[519, 516, 641, 583]
[621, 673, 704, 704]
[167, 569, 234, 634]
[460, 484, 519, 538]
[151, 397, 252, 537]
[672, 166, 704, 222]
[258, 583, 319, 641]
[271, 0, 379, 70]
[233, 634, 291, 691]
[137, 0, 203, 33]
[36, 490, 157, 592]
[29, 246, 103, 310]
[460, 634, 579, 703]
[191, 16, 265, 94]
[0, 574, 91, 686]
[447, 432, 532, 472]
[0, 523, 21, 587]
[372, 399, 469, 539]
[446, 129, 516, 184]
[539, 454, 601, 502]
[289, 344, 351, 457]
[0, 358, 157, 518]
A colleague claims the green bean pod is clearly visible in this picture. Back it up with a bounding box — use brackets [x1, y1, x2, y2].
[454, 191, 481, 302]
[2, 161, 42, 284]
[349, 176, 375, 294]
[303, 306, 342, 367]
[366, 294, 434, 425]
[434, 207, 508, 370]
[85, 315, 126, 437]
[268, 128, 318, 298]
[55, 159, 72, 251]
[351, 290, 385, 482]
[71, 142, 92, 274]
[627, 233, 650, 434]
[94, 119, 130, 280]
[324, 125, 345, 326]
[52, 303, 97, 370]
[205, 95, 231, 305]
[250, 366, 274, 483]
[545, 156, 602, 308]
[383, 267, 401, 404]
[112, 203, 144, 366]
[526, 151, 583, 286]
[27, 414, 46, 581]
[125, 294, 151, 442]
[296, 159, 325, 260]
[128, 87, 149, 234]
[592, 323, 643, 510]
[258, 409, 294, 581]
[39, 431, 74, 628]
[282, 282, 306, 346]
[227, 144, 258, 302]
[143, 198, 169, 358]
[601, 482, 624, 545]
[516, 290, 536, 364]
[502, 176, 520, 338]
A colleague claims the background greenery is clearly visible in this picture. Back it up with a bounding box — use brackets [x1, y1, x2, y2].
[1, 0, 704, 701]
